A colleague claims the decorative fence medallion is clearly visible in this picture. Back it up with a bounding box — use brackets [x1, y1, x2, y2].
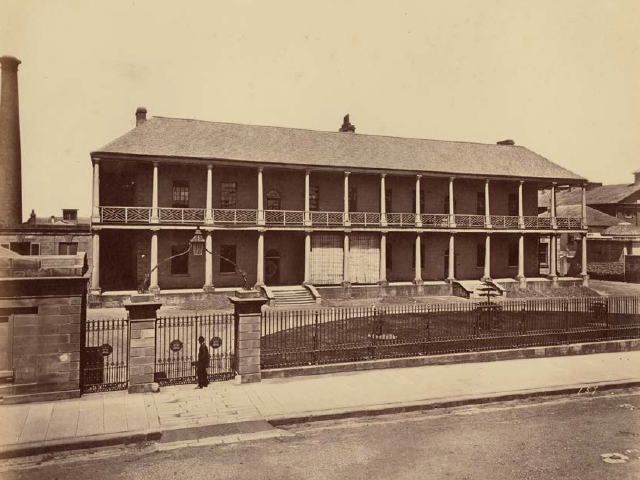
[209, 337, 223, 349]
[169, 339, 184, 352]
[100, 343, 113, 357]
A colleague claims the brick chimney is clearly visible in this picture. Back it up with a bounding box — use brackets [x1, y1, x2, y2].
[633, 170, 640, 186]
[497, 139, 515, 146]
[136, 107, 147, 126]
[0, 55, 22, 226]
[339, 114, 355, 133]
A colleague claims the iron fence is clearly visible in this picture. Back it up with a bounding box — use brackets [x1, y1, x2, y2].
[261, 296, 640, 369]
[155, 313, 235, 386]
[81, 317, 129, 393]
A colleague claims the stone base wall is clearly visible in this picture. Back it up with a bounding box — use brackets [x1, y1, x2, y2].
[625, 255, 640, 283]
[0, 277, 87, 404]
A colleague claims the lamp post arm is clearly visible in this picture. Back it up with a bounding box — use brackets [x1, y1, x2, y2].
[204, 247, 250, 290]
[137, 244, 192, 294]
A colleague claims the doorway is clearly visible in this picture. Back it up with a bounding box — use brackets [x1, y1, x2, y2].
[265, 249, 281, 285]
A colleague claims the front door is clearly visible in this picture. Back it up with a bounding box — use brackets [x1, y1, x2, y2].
[265, 249, 280, 285]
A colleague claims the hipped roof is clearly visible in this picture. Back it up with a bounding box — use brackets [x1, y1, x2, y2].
[93, 117, 586, 183]
[540, 183, 640, 206]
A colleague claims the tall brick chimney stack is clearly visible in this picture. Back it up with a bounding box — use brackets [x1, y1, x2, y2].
[0, 55, 23, 226]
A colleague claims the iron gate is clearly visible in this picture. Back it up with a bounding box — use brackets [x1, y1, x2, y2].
[80, 317, 129, 393]
[155, 313, 235, 386]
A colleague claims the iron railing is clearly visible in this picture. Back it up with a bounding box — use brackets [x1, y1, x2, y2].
[386, 213, 416, 226]
[349, 212, 382, 226]
[155, 313, 235, 386]
[265, 210, 305, 225]
[260, 296, 640, 369]
[159, 207, 206, 223]
[454, 214, 487, 228]
[100, 206, 151, 223]
[96, 206, 584, 230]
[81, 317, 129, 393]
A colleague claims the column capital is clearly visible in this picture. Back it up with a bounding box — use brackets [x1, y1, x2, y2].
[305, 168, 312, 175]
[519, 180, 524, 185]
[92, 157, 101, 165]
[551, 181, 557, 186]
[485, 178, 490, 184]
[416, 174, 422, 179]
[449, 176, 456, 181]
[344, 171, 351, 177]
[152, 161, 159, 167]
[258, 166, 264, 173]
[207, 164, 213, 170]
[380, 172, 387, 178]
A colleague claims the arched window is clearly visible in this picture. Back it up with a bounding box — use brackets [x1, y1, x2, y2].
[266, 190, 281, 210]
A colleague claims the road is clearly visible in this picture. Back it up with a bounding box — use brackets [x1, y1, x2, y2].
[3, 389, 640, 480]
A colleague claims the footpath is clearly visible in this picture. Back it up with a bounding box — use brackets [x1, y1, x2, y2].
[1, 350, 639, 459]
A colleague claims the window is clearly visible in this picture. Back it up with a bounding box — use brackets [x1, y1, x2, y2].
[58, 242, 77, 255]
[172, 181, 189, 208]
[508, 244, 518, 267]
[221, 182, 237, 208]
[386, 243, 393, 270]
[309, 186, 320, 211]
[411, 242, 425, 269]
[30, 244, 40, 255]
[477, 243, 485, 268]
[508, 194, 518, 217]
[171, 244, 189, 275]
[266, 190, 281, 210]
[385, 189, 392, 213]
[8, 242, 31, 255]
[412, 190, 425, 212]
[220, 245, 236, 273]
[477, 193, 485, 216]
[62, 209, 78, 222]
[349, 187, 357, 212]
[538, 242, 548, 267]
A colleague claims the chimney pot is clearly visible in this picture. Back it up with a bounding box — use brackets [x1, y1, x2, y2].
[497, 139, 515, 146]
[135, 107, 147, 126]
[339, 114, 356, 133]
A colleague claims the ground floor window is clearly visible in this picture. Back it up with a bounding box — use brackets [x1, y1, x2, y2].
[171, 244, 189, 275]
[2, 242, 38, 255]
[538, 242, 548, 267]
[220, 245, 236, 273]
[58, 242, 78, 255]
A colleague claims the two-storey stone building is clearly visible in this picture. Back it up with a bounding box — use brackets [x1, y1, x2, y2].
[89, 110, 588, 305]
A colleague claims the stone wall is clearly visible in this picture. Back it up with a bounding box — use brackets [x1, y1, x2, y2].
[0, 275, 88, 404]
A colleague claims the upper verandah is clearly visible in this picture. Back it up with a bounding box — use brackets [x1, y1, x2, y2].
[91, 111, 587, 185]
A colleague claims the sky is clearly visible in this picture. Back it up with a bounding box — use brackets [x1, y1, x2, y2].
[1, 0, 639, 219]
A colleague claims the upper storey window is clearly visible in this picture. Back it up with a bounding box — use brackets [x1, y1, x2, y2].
[309, 186, 320, 211]
[221, 182, 237, 208]
[266, 190, 281, 210]
[172, 181, 189, 208]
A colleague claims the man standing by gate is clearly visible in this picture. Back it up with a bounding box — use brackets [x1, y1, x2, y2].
[196, 336, 209, 388]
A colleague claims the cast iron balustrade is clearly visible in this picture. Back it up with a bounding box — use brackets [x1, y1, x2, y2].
[386, 213, 416, 226]
[96, 206, 584, 230]
[310, 211, 345, 226]
[100, 206, 151, 223]
[212, 208, 258, 225]
[349, 212, 381, 226]
[421, 213, 450, 228]
[489, 215, 520, 229]
[454, 214, 487, 228]
[159, 207, 206, 223]
[524, 216, 552, 229]
[264, 210, 305, 225]
[81, 317, 129, 393]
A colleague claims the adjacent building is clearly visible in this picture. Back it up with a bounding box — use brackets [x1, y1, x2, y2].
[89, 109, 588, 304]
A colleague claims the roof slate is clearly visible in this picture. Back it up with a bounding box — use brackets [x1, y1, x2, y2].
[540, 205, 624, 227]
[540, 183, 640, 206]
[93, 117, 586, 182]
[602, 224, 640, 237]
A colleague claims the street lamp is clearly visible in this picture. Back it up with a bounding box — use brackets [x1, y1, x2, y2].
[137, 228, 250, 293]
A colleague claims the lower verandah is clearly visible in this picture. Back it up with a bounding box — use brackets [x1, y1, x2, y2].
[98, 229, 542, 292]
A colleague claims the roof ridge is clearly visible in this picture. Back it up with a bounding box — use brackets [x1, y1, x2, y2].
[149, 116, 526, 149]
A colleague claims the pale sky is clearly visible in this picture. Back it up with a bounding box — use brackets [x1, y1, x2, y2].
[1, 0, 638, 219]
